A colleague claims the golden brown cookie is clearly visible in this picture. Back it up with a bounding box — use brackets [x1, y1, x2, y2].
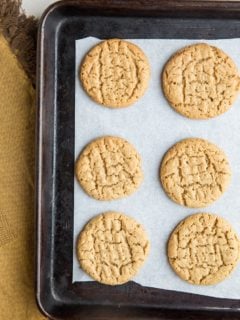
[76, 136, 143, 200]
[80, 39, 150, 108]
[162, 43, 240, 119]
[77, 211, 150, 285]
[160, 138, 231, 208]
[168, 213, 240, 285]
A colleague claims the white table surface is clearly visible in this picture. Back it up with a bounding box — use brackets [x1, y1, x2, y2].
[22, 0, 56, 17]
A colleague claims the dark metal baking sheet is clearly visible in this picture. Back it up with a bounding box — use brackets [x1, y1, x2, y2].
[36, 1, 240, 319]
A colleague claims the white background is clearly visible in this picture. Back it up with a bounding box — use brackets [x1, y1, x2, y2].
[22, 0, 56, 17]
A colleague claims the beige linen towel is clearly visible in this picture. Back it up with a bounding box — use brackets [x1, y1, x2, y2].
[0, 1, 46, 319]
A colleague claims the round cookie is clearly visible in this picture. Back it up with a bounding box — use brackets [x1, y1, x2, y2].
[76, 136, 143, 200]
[77, 211, 150, 285]
[168, 213, 240, 285]
[162, 43, 240, 119]
[160, 138, 231, 208]
[80, 39, 150, 108]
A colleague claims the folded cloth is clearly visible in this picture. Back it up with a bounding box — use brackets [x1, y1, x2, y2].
[0, 1, 46, 319]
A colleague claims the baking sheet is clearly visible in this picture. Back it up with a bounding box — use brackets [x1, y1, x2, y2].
[73, 37, 240, 299]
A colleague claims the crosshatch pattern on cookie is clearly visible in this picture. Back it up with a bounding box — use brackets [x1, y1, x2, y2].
[162, 43, 240, 119]
[160, 138, 231, 208]
[75, 136, 143, 201]
[77, 211, 150, 285]
[80, 39, 150, 108]
[168, 213, 240, 285]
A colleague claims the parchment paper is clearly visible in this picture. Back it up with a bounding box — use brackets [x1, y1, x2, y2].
[73, 37, 240, 299]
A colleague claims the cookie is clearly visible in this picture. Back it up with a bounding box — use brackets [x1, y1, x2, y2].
[80, 39, 150, 108]
[76, 136, 143, 200]
[77, 211, 150, 285]
[168, 213, 240, 285]
[160, 138, 231, 208]
[162, 43, 240, 119]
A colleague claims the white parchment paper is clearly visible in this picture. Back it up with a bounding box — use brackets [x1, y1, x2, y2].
[73, 37, 240, 299]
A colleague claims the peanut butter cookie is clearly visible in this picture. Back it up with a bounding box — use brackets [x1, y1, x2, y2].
[80, 39, 150, 108]
[168, 213, 240, 285]
[160, 138, 231, 208]
[76, 136, 143, 200]
[77, 211, 150, 285]
[162, 43, 240, 119]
